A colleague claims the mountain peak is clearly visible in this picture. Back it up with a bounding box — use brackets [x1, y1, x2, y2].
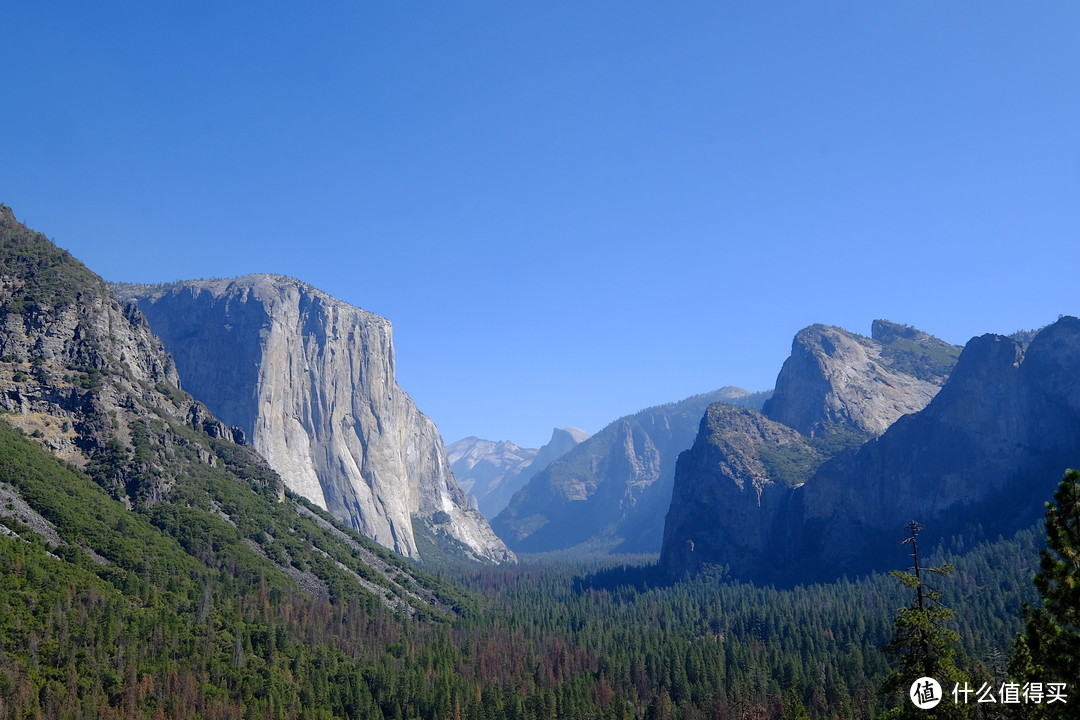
[549, 427, 590, 445]
[763, 322, 959, 437]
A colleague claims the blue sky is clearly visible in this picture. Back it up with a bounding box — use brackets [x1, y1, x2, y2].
[3, 3, 1078, 448]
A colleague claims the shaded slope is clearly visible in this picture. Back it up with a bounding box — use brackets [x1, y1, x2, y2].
[493, 387, 757, 553]
[661, 317, 1080, 584]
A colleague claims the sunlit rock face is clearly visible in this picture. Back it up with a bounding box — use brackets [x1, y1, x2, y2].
[115, 275, 513, 564]
[762, 321, 956, 438]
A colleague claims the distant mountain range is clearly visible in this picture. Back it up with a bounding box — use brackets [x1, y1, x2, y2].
[492, 387, 768, 554]
[488, 314, 1079, 585]
[448, 427, 590, 519]
[6, 199, 1072, 594]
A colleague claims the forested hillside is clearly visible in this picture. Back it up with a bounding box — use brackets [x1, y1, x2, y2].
[0, 414, 1044, 719]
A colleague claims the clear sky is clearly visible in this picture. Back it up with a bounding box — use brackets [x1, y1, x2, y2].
[3, 3, 1078, 448]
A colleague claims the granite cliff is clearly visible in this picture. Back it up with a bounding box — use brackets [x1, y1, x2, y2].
[762, 320, 960, 437]
[795, 322, 1079, 576]
[114, 276, 512, 564]
[493, 387, 761, 554]
[449, 427, 590, 519]
[661, 318, 1080, 583]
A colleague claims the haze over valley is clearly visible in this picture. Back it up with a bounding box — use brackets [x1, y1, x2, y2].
[3, 3, 1078, 718]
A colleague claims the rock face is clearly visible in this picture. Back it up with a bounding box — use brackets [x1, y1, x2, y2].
[449, 427, 590, 519]
[493, 388, 756, 554]
[661, 318, 1080, 584]
[114, 276, 512, 564]
[0, 205, 273, 503]
[795, 324, 1075, 576]
[762, 321, 959, 437]
[660, 404, 812, 579]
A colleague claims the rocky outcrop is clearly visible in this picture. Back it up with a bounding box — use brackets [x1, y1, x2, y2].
[492, 388, 754, 554]
[661, 317, 1080, 584]
[114, 276, 512, 564]
[794, 325, 1070, 576]
[0, 205, 260, 505]
[449, 427, 590, 519]
[762, 322, 959, 437]
[659, 404, 812, 579]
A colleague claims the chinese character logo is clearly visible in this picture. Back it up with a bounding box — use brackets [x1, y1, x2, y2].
[910, 677, 943, 709]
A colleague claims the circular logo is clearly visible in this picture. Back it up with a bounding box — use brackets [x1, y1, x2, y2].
[909, 677, 942, 709]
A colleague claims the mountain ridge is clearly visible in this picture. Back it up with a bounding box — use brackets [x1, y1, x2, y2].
[492, 387, 763, 554]
[448, 427, 590, 518]
[762, 321, 959, 438]
[661, 317, 1080, 583]
[0, 204, 468, 604]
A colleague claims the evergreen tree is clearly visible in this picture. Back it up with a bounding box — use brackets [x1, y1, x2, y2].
[1028, 469, 1080, 680]
[1012, 469, 1080, 719]
[881, 522, 970, 719]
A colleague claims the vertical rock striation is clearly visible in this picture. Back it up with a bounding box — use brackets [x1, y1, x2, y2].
[114, 276, 512, 564]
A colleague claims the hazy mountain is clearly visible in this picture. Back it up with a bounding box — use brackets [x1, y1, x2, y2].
[449, 427, 590, 519]
[448, 437, 537, 515]
[492, 387, 759, 554]
[114, 276, 512, 564]
[661, 317, 1080, 584]
[525, 427, 592, 484]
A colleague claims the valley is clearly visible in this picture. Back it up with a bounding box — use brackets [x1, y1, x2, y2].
[0, 204, 1075, 719]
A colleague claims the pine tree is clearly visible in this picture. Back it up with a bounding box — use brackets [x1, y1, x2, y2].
[881, 521, 970, 720]
[1012, 469, 1080, 719]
